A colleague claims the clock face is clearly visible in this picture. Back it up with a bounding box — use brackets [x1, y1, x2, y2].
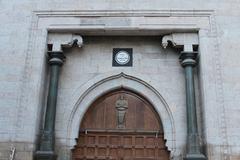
[115, 51, 130, 65]
[112, 48, 132, 67]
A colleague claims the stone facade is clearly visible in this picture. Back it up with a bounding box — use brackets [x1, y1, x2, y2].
[0, 1, 240, 160]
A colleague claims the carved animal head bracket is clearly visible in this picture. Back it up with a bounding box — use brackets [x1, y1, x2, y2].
[115, 95, 128, 129]
[48, 33, 83, 52]
[162, 33, 199, 52]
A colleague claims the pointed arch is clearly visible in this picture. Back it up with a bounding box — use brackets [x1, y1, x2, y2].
[66, 72, 176, 156]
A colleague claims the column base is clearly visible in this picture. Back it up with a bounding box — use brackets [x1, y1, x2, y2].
[184, 153, 207, 160]
[35, 151, 57, 160]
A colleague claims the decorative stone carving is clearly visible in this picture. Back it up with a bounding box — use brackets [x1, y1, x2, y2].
[162, 33, 199, 52]
[115, 95, 128, 128]
[48, 33, 83, 52]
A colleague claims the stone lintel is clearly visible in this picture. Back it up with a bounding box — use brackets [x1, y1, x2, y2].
[47, 33, 83, 52]
[162, 33, 199, 52]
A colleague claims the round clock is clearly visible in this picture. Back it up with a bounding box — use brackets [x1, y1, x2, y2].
[115, 51, 130, 65]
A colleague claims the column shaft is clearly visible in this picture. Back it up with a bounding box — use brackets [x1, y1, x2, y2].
[40, 65, 61, 151]
[35, 51, 64, 160]
[180, 52, 207, 160]
[184, 66, 200, 154]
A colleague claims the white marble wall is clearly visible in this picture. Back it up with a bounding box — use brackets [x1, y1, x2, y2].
[0, 1, 240, 160]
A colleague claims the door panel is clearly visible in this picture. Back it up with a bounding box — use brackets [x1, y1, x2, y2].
[72, 90, 170, 160]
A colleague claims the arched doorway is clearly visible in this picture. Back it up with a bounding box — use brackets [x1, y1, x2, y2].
[72, 89, 170, 160]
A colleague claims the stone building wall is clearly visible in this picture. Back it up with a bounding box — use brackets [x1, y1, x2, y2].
[0, 1, 240, 160]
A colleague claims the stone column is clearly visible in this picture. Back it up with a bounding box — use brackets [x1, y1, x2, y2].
[35, 51, 65, 160]
[179, 51, 206, 160]
[162, 33, 207, 160]
[35, 34, 83, 160]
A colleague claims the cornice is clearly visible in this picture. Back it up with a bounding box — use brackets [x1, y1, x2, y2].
[34, 9, 214, 18]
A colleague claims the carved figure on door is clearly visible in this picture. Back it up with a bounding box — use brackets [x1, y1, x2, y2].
[115, 95, 128, 128]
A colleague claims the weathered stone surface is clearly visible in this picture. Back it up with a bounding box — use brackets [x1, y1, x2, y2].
[0, 1, 240, 160]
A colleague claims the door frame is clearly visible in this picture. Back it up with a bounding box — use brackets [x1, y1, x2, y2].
[67, 72, 175, 158]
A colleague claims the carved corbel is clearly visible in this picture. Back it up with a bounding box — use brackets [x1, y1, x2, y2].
[162, 33, 199, 52]
[48, 33, 83, 52]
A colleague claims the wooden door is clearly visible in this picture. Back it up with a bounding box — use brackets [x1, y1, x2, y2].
[72, 90, 170, 160]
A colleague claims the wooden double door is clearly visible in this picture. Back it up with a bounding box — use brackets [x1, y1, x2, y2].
[72, 90, 170, 160]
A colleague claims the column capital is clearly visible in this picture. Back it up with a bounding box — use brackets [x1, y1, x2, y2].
[48, 51, 66, 66]
[162, 33, 198, 52]
[179, 51, 198, 67]
[48, 33, 83, 52]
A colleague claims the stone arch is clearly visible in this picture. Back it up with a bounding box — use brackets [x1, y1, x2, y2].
[66, 72, 176, 156]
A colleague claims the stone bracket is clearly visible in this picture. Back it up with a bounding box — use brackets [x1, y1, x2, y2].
[162, 33, 199, 52]
[48, 33, 83, 52]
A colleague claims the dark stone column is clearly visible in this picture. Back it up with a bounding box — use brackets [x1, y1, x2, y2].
[179, 51, 207, 160]
[35, 51, 65, 160]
